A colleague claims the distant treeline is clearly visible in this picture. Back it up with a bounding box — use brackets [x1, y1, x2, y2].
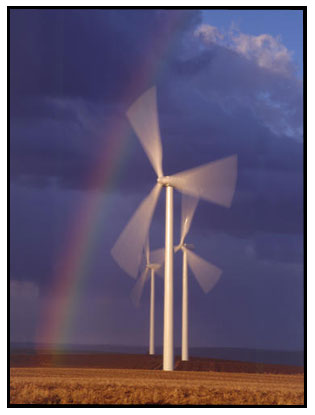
[10, 342, 304, 366]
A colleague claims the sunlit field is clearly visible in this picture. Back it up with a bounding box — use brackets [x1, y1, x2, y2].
[10, 354, 304, 405]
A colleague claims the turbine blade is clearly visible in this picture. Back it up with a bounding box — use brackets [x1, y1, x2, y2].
[169, 155, 237, 207]
[145, 238, 150, 265]
[111, 184, 162, 278]
[127, 86, 163, 178]
[180, 194, 199, 245]
[186, 249, 222, 293]
[131, 268, 149, 307]
[150, 248, 165, 277]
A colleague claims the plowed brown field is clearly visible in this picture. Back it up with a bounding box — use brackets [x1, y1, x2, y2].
[10, 353, 304, 405]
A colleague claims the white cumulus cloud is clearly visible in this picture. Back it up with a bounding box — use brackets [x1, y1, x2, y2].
[194, 24, 296, 77]
[232, 33, 294, 76]
[188, 23, 302, 140]
[194, 24, 224, 44]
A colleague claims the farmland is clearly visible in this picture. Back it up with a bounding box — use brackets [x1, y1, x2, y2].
[10, 353, 304, 405]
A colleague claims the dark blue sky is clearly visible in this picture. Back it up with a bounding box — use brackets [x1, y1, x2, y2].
[10, 9, 303, 351]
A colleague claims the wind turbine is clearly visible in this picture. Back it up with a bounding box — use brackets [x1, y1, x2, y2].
[111, 86, 237, 371]
[175, 194, 222, 361]
[131, 239, 161, 355]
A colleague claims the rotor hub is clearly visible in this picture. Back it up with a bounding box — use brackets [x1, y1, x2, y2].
[157, 176, 171, 187]
[147, 263, 161, 271]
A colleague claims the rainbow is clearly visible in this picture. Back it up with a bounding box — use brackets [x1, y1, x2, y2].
[36, 11, 191, 350]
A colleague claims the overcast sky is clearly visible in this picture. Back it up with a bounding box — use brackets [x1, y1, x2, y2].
[10, 8, 303, 351]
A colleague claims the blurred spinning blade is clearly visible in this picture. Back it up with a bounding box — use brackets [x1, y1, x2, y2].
[131, 268, 149, 307]
[150, 248, 165, 277]
[111, 183, 161, 278]
[169, 155, 237, 207]
[186, 249, 222, 293]
[180, 194, 199, 245]
[145, 238, 150, 265]
[126, 86, 163, 178]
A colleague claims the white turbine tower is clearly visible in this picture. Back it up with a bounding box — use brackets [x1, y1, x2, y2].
[175, 194, 223, 361]
[111, 86, 237, 371]
[131, 239, 161, 355]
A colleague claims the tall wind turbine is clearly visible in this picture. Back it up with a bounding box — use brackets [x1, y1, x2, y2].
[131, 239, 161, 355]
[111, 86, 237, 371]
[175, 194, 222, 361]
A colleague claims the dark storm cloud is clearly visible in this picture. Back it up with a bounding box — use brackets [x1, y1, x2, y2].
[10, 97, 126, 189]
[10, 9, 302, 191]
[10, 9, 201, 191]
[10, 9, 201, 102]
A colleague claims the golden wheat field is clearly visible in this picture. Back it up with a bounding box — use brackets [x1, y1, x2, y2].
[10, 365, 304, 405]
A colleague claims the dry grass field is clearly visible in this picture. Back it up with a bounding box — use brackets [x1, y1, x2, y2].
[10, 353, 304, 405]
